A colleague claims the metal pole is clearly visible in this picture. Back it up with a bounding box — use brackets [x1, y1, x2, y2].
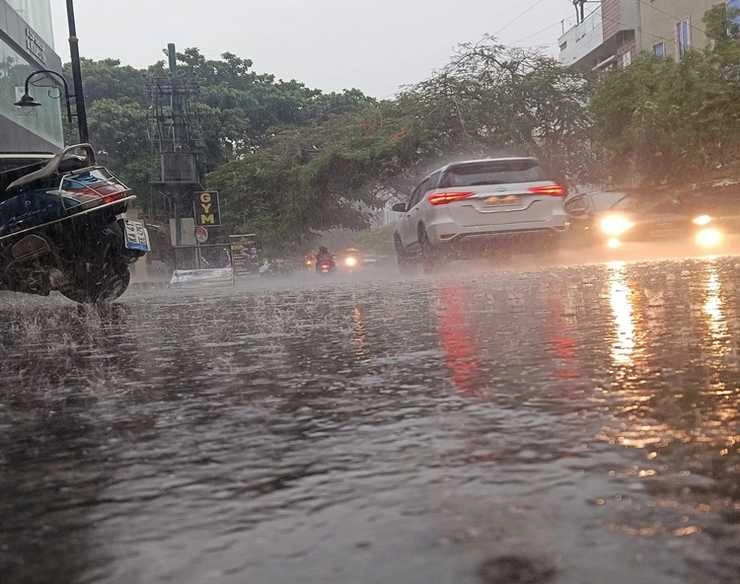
[635, 0, 643, 54]
[66, 0, 89, 143]
[174, 194, 182, 271]
[167, 43, 177, 75]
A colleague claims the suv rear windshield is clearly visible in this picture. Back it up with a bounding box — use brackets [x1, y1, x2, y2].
[440, 159, 545, 187]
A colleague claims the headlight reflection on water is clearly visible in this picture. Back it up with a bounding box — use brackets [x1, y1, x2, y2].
[608, 261, 636, 367]
[601, 260, 736, 450]
[703, 263, 729, 360]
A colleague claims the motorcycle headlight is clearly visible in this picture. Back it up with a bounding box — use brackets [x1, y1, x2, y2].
[600, 214, 635, 237]
[344, 256, 358, 268]
[692, 214, 712, 226]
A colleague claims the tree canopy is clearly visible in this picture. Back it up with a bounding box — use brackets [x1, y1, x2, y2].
[67, 50, 373, 219]
[590, 9, 740, 186]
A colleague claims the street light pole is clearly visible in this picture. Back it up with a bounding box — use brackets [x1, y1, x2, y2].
[65, 0, 88, 143]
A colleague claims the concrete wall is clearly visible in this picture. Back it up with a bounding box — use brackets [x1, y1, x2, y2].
[638, 0, 719, 57]
[6, 0, 53, 46]
[602, 0, 640, 40]
[559, 5, 604, 67]
[0, 110, 59, 152]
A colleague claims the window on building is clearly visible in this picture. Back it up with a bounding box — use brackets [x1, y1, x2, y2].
[653, 42, 666, 58]
[676, 19, 690, 59]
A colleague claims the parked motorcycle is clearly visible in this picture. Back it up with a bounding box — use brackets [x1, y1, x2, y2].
[0, 144, 150, 303]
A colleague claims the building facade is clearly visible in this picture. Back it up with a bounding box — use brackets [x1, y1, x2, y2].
[0, 0, 63, 154]
[560, 0, 724, 70]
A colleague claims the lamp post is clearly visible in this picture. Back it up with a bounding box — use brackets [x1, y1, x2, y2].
[12, 0, 89, 144]
[14, 70, 74, 124]
[65, 0, 88, 143]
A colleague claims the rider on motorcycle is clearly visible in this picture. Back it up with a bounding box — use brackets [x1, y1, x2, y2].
[315, 246, 334, 272]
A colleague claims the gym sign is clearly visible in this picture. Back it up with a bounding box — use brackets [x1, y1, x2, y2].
[194, 191, 221, 226]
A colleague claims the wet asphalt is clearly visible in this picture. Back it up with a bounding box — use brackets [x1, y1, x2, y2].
[0, 256, 738, 584]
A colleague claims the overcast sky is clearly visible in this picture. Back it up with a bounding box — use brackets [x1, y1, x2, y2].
[50, 0, 577, 98]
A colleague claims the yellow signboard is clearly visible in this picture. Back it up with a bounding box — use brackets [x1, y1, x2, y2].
[194, 191, 221, 226]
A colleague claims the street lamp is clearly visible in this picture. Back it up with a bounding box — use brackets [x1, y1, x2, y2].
[14, 69, 74, 125]
[12, 0, 89, 144]
[65, 0, 88, 143]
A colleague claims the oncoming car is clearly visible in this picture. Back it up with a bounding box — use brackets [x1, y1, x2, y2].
[338, 248, 362, 271]
[565, 189, 740, 251]
[392, 157, 568, 270]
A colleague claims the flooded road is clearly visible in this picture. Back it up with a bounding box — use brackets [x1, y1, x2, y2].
[0, 258, 738, 584]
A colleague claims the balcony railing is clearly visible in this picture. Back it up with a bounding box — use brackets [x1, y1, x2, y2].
[559, 5, 604, 67]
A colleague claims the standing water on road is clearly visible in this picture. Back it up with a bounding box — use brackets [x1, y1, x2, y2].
[0, 259, 738, 584]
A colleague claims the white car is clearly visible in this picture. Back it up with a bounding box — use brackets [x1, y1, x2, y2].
[392, 157, 569, 269]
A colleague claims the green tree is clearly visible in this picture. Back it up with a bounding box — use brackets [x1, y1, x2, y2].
[591, 43, 740, 185]
[87, 97, 154, 206]
[397, 38, 594, 183]
[703, 3, 740, 46]
[68, 52, 374, 218]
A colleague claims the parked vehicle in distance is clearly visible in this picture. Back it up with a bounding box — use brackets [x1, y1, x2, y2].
[565, 188, 740, 251]
[392, 157, 568, 271]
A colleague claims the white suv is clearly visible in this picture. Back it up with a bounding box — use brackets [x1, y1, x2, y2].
[392, 157, 568, 269]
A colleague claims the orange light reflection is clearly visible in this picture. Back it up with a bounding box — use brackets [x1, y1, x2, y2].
[608, 261, 636, 367]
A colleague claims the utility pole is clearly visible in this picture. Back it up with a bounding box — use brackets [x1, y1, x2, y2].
[65, 0, 89, 143]
[147, 43, 204, 270]
[635, 0, 643, 55]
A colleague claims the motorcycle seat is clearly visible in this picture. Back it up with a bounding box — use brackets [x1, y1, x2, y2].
[6, 144, 94, 192]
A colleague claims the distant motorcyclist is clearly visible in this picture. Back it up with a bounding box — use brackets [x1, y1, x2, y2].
[316, 246, 332, 261]
[315, 246, 335, 272]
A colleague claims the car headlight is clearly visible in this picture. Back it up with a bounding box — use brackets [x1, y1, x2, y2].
[692, 214, 712, 226]
[600, 214, 635, 237]
[344, 256, 358, 268]
[695, 227, 723, 248]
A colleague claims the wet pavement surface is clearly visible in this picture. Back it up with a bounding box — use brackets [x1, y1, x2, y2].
[0, 258, 738, 584]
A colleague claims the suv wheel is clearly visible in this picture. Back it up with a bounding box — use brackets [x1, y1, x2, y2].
[395, 235, 416, 274]
[419, 227, 441, 272]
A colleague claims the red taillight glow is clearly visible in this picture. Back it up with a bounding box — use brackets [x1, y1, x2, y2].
[528, 184, 566, 197]
[428, 191, 474, 206]
[101, 191, 127, 204]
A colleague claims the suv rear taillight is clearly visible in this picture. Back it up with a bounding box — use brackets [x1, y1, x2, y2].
[528, 184, 567, 197]
[428, 191, 474, 206]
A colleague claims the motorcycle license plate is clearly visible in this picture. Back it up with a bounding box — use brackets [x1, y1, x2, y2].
[122, 219, 151, 252]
